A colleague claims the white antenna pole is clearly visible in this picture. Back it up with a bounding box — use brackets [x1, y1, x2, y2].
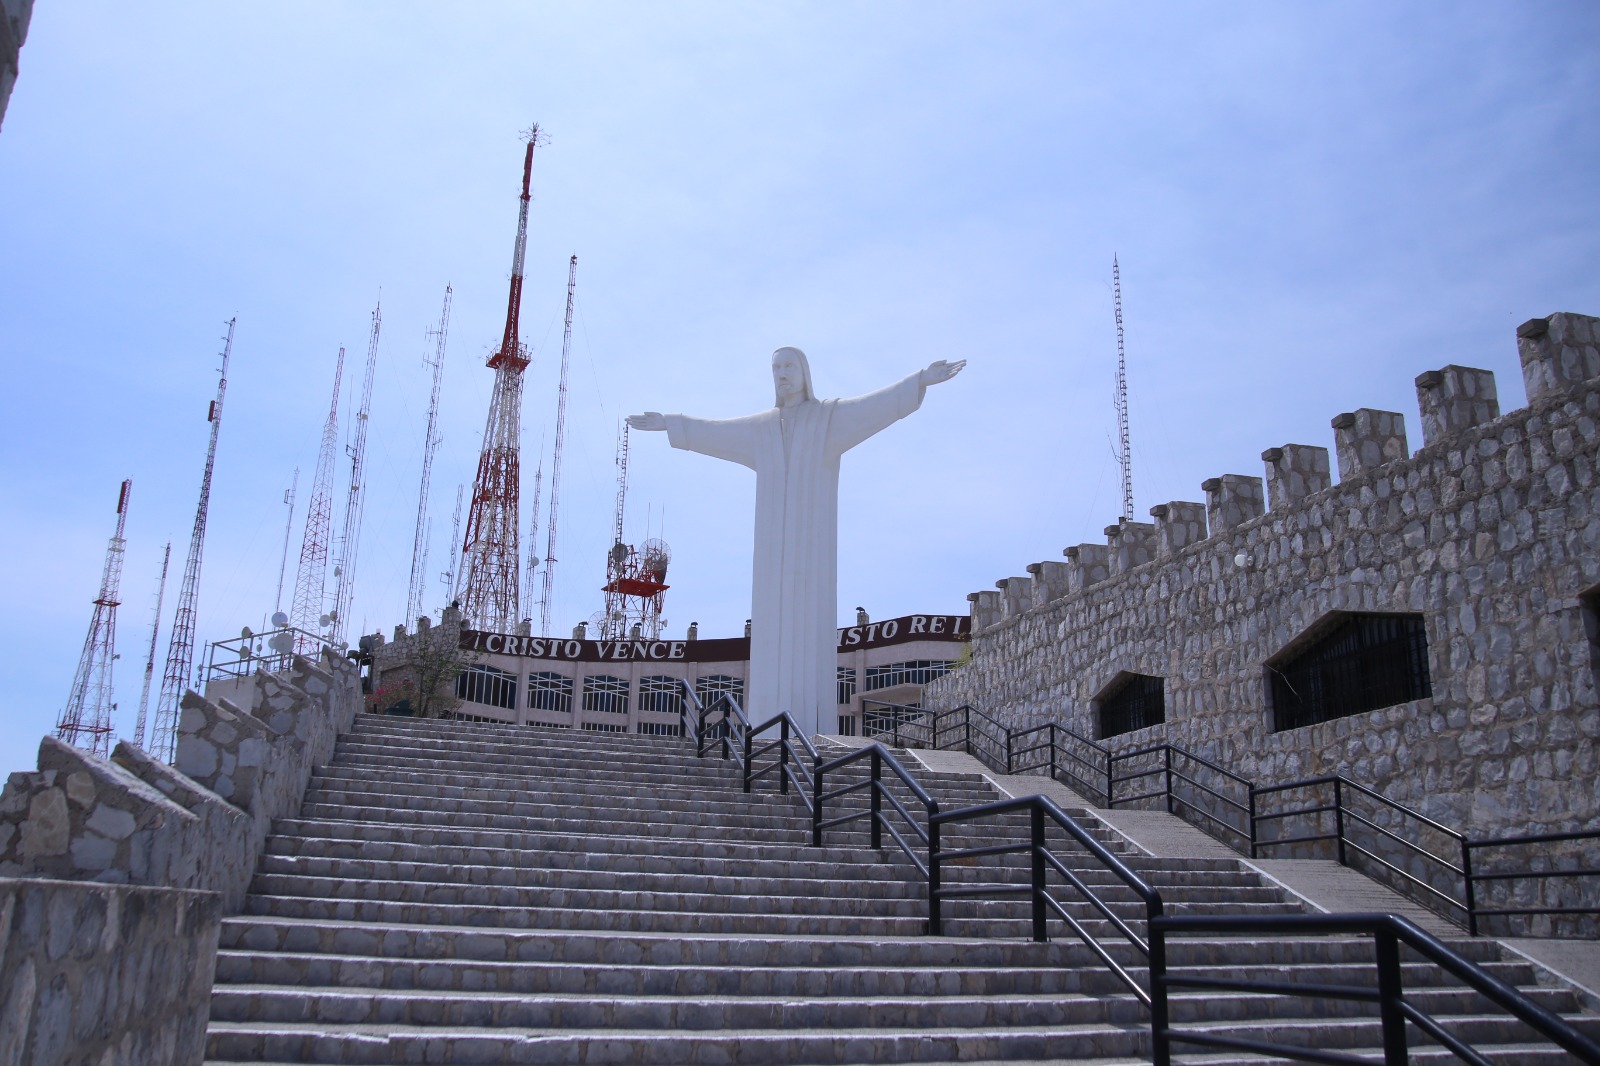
[408, 285, 452, 623]
[274, 469, 298, 617]
[1113, 255, 1134, 522]
[538, 255, 577, 636]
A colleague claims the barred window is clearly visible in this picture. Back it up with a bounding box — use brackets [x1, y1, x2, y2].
[638, 675, 685, 716]
[636, 721, 685, 737]
[837, 667, 857, 705]
[456, 664, 517, 710]
[1269, 613, 1432, 732]
[837, 714, 858, 737]
[527, 672, 573, 715]
[1097, 673, 1165, 739]
[582, 675, 630, 715]
[865, 660, 957, 692]
[581, 721, 627, 733]
[695, 674, 744, 714]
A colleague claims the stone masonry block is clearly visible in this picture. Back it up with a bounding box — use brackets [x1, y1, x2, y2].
[1202, 475, 1266, 535]
[1261, 444, 1332, 510]
[996, 577, 1034, 620]
[966, 590, 1001, 632]
[1105, 519, 1157, 575]
[1518, 312, 1600, 402]
[1331, 408, 1408, 481]
[174, 692, 275, 811]
[1415, 365, 1499, 446]
[1025, 561, 1071, 607]
[1063, 544, 1110, 594]
[1150, 501, 1207, 557]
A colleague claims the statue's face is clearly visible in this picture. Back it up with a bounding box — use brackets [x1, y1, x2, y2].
[772, 349, 806, 404]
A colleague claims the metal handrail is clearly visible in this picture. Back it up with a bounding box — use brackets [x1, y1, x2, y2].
[1149, 911, 1600, 1066]
[676, 679, 704, 748]
[930, 793, 1165, 1015]
[812, 742, 938, 876]
[743, 711, 818, 815]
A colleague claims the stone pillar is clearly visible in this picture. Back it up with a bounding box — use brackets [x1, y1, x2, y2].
[1026, 560, 1071, 607]
[1414, 365, 1499, 446]
[1105, 519, 1157, 575]
[1202, 475, 1265, 535]
[967, 590, 1001, 632]
[1517, 313, 1600, 402]
[1261, 444, 1331, 511]
[1063, 544, 1110, 594]
[1150, 501, 1207, 557]
[1331, 408, 1408, 481]
[996, 576, 1034, 620]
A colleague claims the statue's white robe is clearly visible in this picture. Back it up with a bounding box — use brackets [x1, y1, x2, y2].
[664, 372, 926, 735]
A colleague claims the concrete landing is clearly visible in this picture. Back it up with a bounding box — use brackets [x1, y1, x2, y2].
[1500, 939, 1600, 1012]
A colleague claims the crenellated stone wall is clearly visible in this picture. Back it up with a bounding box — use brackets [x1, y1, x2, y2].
[0, 647, 361, 1064]
[928, 312, 1600, 931]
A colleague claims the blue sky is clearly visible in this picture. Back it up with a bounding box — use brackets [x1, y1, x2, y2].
[1, 3, 1597, 774]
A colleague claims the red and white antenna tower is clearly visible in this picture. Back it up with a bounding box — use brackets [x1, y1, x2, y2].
[460, 127, 542, 633]
[332, 304, 381, 646]
[290, 346, 345, 653]
[131, 541, 170, 750]
[56, 478, 132, 756]
[152, 318, 234, 763]
[1112, 255, 1134, 522]
[407, 285, 452, 625]
[538, 253, 577, 636]
[597, 424, 671, 640]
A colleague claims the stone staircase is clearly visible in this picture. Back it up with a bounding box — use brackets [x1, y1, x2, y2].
[204, 714, 1596, 1064]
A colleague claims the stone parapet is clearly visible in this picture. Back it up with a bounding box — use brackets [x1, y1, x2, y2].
[1026, 561, 1071, 607]
[1063, 544, 1110, 594]
[1261, 444, 1331, 511]
[1150, 501, 1207, 557]
[1331, 407, 1408, 481]
[1518, 312, 1600, 402]
[1415, 365, 1499, 446]
[967, 590, 1001, 632]
[996, 576, 1033, 620]
[1105, 519, 1157, 575]
[1201, 475, 1265, 535]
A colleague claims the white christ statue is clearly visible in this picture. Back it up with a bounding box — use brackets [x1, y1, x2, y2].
[628, 347, 964, 737]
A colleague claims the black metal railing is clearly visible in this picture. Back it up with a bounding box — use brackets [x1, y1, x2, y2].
[1110, 743, 1255, 852]
[930, 793, 1166, 1014]
[1149, 911, 1600, 1066]
[1463, 828, 1600, 936]
[859, 700, 931, 748]
[743, 711, 818, 816]
[812, 743, 938, 877]
[676, 679, 703, 749]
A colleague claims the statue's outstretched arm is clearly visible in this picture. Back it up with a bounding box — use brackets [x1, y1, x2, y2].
[626, 412, 667, 431]
[919, 359, 966, 387]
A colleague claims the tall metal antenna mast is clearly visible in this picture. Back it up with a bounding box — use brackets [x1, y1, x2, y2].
[522, 460, 543, 620]
[274, 469, 298, 617]
[442, 483, 464, 604]
[460, 126, 542, 633]
[131, 541, 170, 750]
[613, 423, 629, 549]
[538, 253, 577, 637]
[152, 319, 234, 763]
[291, 346, 345, 653]
[332, 304, 381, 646]
[1113, 255, 1134, 522]
[56, 478, 132, 756]
[407, 284, 452, 625]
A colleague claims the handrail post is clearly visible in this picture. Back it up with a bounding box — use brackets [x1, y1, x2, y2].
[1048, 723, 1058, 782]
[1105, 748, 1114, 808]
[1164, 745, 1174, 815]
[778, 717, 790, 795]
[927, 816, 942, 936]
[1030, 803, 1048, 943]
[1148, 918, 1171, 1066]
[742, 717, 753, 793]
[811, 761, 824, 847]
[870, 749, 884, 850]
[1374, 927, 1409, 1066]
[1005, 727, 1014, 774]
[1247, 783, 1258, 859]
[965, 706, 972, 756]
[893, 710, 902, 749]
[1334, 778, 1347, 866]
[1462, 839, 1478, 937]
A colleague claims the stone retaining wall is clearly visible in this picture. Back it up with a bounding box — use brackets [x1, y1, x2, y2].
[928, 312, 1600, 935]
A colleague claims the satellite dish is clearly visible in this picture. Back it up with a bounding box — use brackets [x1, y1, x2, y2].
[328, 609, 339, 622]
[241, 626, 253, 639]
[271, 611, 289, 628]
[319, 614, 331, 627]
[268, 632, 294, 654]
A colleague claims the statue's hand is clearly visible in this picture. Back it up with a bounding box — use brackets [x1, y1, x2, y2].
[920, 359, 966, 387]
[626, 412, 667, 431]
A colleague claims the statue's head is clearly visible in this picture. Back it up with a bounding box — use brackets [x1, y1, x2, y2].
[772, 346, 814, 406]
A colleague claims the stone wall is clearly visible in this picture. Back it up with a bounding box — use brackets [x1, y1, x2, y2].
[928, 312, 1600, 933]
[0, 877, 220, 1066]
[0, 647, 361, 1063]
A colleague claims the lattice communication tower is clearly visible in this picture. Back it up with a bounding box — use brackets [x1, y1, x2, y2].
[331, 304, 381, 646]
[460, 127, 542, 633]
[56, 478, 132, 756]
[538, 254, 577, 636]
[407, 285, 452, 624]
[152, 319, 234, 763]
[290, 346, 345, 653]
[131, 541, 170, 750]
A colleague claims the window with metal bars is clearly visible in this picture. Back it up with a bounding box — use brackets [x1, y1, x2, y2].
[864, 660, 957, 691]
[695, 674, 744, 713]
[837, 714, 858, 737]
[581, 721, 627, 733]
[636, 721, 684, 737]
[1097, 673, 1165, 739]
[1580, 588, 1600, 696]
[1269, 613, 1432, 732]
[637, 675, 684, 716]
[527, 672, 573, 715]
[455, 664, 517, 710]
[582, 675, 630, 715]
[837, 667, 856, 705]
